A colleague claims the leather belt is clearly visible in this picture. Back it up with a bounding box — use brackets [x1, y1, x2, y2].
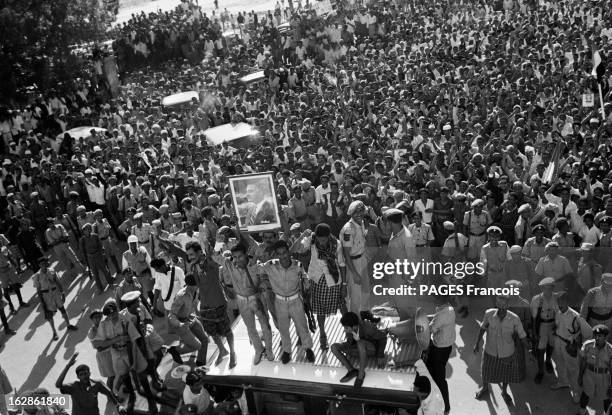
[100, 236, 109, 240]
[540, 318, 555, 323]
[236, 293, 259, 300]
[275, 293, 300, 301]
[112, 343, 128, 350]
[350, 254, 363, 259]
[416, 244, 427, 247]
[470, 232, 486, 237]
[587, 363, 609, 374]
[139, 239, 150, 244]
[40, 287, 57, 293]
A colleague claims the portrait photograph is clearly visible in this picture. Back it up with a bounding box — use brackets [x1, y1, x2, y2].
[228, 172, 281, 232]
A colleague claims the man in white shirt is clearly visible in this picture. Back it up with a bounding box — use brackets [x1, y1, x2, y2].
[150, 258, 185, 314]
[182, 371, 214, 414]
[414, 189, 435, 224]
[84, 172, 106, 209]
[414, 359, 445, 415]
[315, 174, 332, 213]
[424, 303, 456, 414]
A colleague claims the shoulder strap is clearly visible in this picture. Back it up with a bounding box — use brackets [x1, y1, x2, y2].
[570, 315, 580, 335]
[163, 266, 176, 303]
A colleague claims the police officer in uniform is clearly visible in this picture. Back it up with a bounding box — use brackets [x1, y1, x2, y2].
[441, 221, 469, 317]
[522, 224, 551, 265]
[385, 208, 417, 319]
[131, 213, 152, 257]
[577, 324, 612, 415]
[258, 240, 315, 364]
[94, 209, 121, 273]
[45, 219, 84, 272]
[213, 243, 274, 365]
[581, 274, 612, 341]
[340, 201, 368, 313]
[122, 235, 153, 306]
[463, 199, 491, 261]
[98, 298, 152, 411]
[552, 292, 591, 402]
[530, 277, 558, 384]
[120, 291, 172, 391]
[0, 246, 29, 313]
[33, 257, 78, 340]
[79, 223, 113, 293]
[480, 226, 508, 289]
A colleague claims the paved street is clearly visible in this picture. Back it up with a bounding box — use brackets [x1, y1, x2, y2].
[0, 253, 596, 415]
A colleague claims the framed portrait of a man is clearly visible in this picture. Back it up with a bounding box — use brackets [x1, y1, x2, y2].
[228, 172, 281, 232]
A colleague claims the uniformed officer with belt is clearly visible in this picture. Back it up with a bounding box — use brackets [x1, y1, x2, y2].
[131, 213, 152, 257]
[213, 243, 274, 365]
[530, 277, 558, 384]
[120, 291, 175, 391]
[45, 218, 85, 272]
[463, 199, 491, 261]
[258, 240, 315, 365]
[79, 223, 113, 293]
[581, 273, 612, 341]
[480, 226, 508, 289]
[340, 201, 368, 313]
[578, 324, 612, 415]
[94, 209, 121, 273]
[122, 235, 153, 305]
[33, 256, 78, 341]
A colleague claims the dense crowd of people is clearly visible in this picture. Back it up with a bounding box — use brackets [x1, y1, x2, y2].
[2, 0, 612, 413]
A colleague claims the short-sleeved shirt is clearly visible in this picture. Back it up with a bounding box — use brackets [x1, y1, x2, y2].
[581, 286, 612, 317]
[387, 226, 416, 261]
[258, 259, 305, 297]
[171, 286, 199, 320]
[530, 293, 559, 321]
[522, 237, 551, 263]
[580, 339, 612, 371]
[481, 308, 526, 358]
[59, 380, 107, 415]
[340, 218, 366, 256]
[33, 270, 60, 291]
[408, 223, 435, 246]
[153, 266, 185, 310]
[99, 314, 141, 343]
[94, 219, 113, 239]
[122, 247, 151, 275]
[534, 255, 573, 282]
[213, 253, 263, 296]
[132, 223, 152, 243]
[463, 211, 490, 235]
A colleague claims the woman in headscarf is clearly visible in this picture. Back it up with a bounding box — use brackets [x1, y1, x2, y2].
[291, 223, 346, 350]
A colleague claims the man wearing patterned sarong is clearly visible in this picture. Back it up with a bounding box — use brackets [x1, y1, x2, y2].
[474, 294, 528, 405]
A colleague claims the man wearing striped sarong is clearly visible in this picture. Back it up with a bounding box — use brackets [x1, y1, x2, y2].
[474, 294, 528, 405]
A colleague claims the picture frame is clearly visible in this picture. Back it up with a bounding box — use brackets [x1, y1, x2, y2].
[228, 172, 281, 232]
